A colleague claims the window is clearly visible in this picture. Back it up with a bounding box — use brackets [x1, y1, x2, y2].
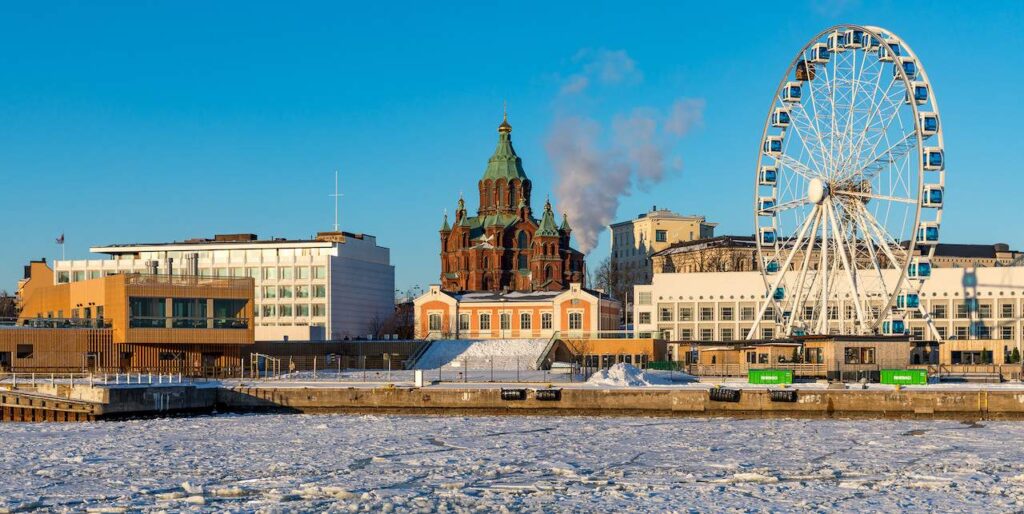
[172, 298, 207, 328]
[296, 285, 310, 298]
[1003, 304, 1015, 319]
[720, 307, 733, 321]
[680, 328, 692, 340]
[956, 303, 969, 319]
[57, 271, 70, 283]
[520, 313, 532, 330]
[804, 306, 816, 320]
[129, 297, 166, 328]
[740, 307, 755, 321]
[758, 353, 769, 364]
[746, 352, 756, 364]
[541, 312, 553, 330]
[638, 292, 652, 305]
[569, 312, 583, 331]
[699, 307, 713, 321]
[313, 285, 327, 298]
[312, 304, 326, 317]
[762, 327, 774, 339]
[912, 327, 924, 340]
[975, 324, 991, 339]
[16, 344, 33, 359]
[262, 286, 277, 299]
[262, 305, 276, 317]
[429, 313, 442, 331]
[480, 313, 491, 331]
[679, 307, 693, 321]
[279, 267, 294, 280]
[295, 267, 309, 280]
[245, 267, 258, 279]
[263, 267, 277, 280]
[279, 305, 293, 317]
[312, 266, 327, 279]
[638, 312, 651, 324]
[956, 326, 969, 339]
[279, 286, 293, 298]
[828, 307, 838, 320]
[659, 306, 673, 322]
[295, 304, 310, 317]
[88, 270, 101, 279]
[805, 347, 823, 364]
[72, 271, 85, 282]
[763, 307, 775, 320]
[844, 347, 876, 364]
[720, 328, 734, 341]
[1003, 326, 1014, 340]
[937, 326, 947, 339]
[977, 304, 992, 319]
[700, 328, 713, 341]
[932, 304, 947, 319]
[655, 230, 667, 243]
[500, 313, 511, 330]
[518, 254, 528, 270]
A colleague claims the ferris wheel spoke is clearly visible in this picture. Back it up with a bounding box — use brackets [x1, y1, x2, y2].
[847, 129, 916, 183]
[834, 190, 917, 205]
[848, 86, 912, 180]
[776, 154, 818, 181]
[782, 106, 827, 174]
[854, 200, 908, 266]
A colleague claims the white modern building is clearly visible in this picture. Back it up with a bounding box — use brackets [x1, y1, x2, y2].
[52, 232, 394, 341]
[634, 267, 1024, 350]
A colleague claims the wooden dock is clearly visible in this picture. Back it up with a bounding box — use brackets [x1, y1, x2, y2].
[0, 389, 98, 422]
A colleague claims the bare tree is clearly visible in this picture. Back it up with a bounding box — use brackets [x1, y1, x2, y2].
[0, 291, 17, 320]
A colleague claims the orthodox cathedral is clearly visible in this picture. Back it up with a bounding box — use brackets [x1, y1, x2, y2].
[439, 114, 585, 292]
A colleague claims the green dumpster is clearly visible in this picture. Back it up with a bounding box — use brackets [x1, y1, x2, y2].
[748, 369, 793, 385]
[880, 369, 927, 385]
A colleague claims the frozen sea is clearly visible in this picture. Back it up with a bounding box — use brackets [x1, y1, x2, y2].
[1, 414, 1021, 513]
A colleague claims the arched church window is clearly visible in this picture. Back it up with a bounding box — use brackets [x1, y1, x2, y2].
[517, 231, 528, 249]
[518, 254, 528, 270]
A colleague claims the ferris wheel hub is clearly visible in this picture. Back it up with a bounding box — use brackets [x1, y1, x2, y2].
[807, 178, 829, 204]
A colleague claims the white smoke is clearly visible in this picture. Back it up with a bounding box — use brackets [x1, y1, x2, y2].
[547, 51, 704, 254]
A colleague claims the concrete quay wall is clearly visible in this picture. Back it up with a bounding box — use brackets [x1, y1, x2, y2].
[219, 386, 1024, 419]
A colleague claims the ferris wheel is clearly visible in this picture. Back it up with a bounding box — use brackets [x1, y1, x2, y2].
[748, 25, 945, 340]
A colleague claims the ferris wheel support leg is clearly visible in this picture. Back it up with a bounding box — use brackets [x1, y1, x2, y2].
[827, 199, 869, 333]
[785, 209, 825, 336]
[747, 205, 821, 340]
[817, 204, 831, 334]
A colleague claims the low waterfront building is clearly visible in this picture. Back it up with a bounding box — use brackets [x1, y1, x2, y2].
[8, 260, 254, 373]
[51, 231, 395, 341]
[413, 283, 621, 340]
[634, 266, 1024, 366]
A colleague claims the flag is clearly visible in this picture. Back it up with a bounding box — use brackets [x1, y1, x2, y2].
[56, 233, 64, 245]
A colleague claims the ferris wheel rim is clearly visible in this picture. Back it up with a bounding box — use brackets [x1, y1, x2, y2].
[749, 24, 944, 339]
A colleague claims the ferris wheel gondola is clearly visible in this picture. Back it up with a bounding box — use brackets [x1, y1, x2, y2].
[748, 25, 946, 341]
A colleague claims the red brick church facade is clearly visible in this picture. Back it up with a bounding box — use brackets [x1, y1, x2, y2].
[439, 115, 585, 292]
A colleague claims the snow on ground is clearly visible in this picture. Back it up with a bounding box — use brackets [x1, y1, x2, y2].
[0, 414, 1021, 512]
[413, 339, 549, 370]
[586, 363, 697, 387]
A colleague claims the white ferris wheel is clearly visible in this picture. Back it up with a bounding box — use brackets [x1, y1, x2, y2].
[748, 25, 945, 340]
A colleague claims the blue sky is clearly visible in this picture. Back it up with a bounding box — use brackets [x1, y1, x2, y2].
[1, 1, 1022, 294]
